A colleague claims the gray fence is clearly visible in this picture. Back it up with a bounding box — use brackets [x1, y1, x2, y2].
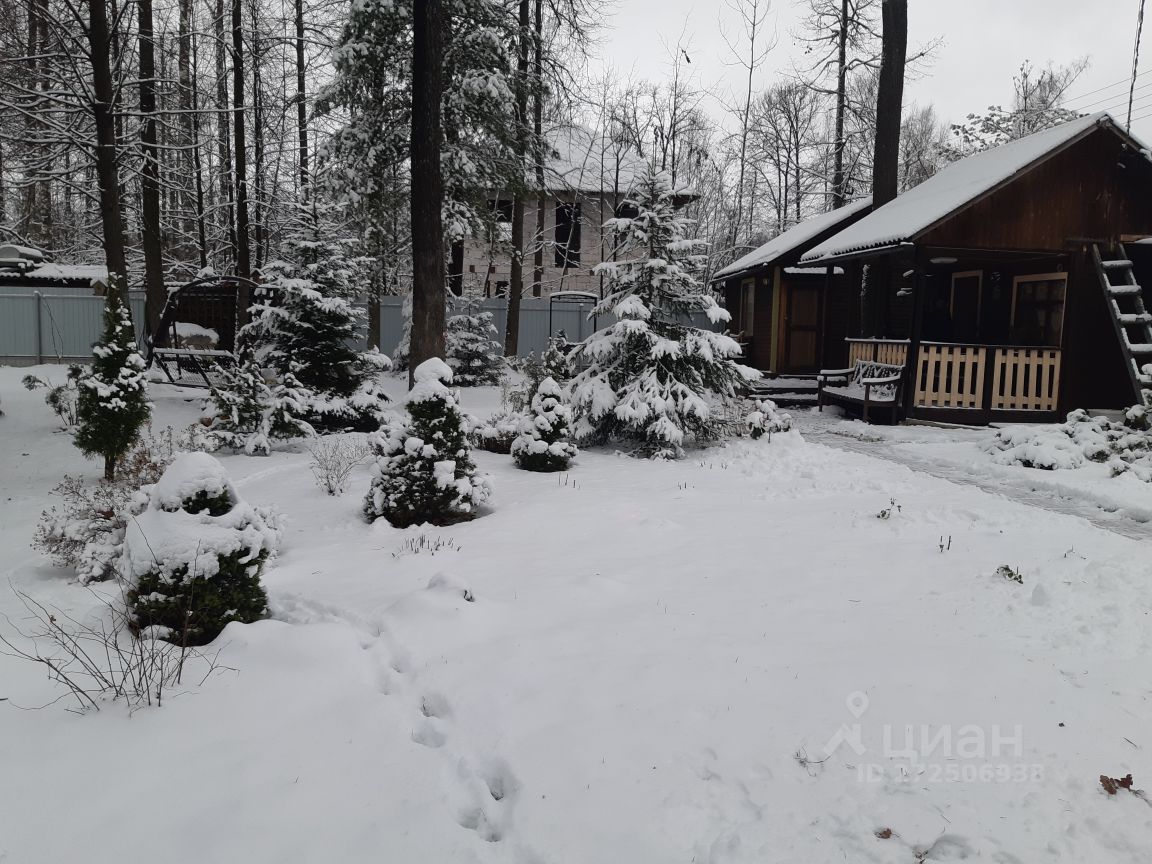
[0, 293, 720, 366]
[0, 291, 147, 365]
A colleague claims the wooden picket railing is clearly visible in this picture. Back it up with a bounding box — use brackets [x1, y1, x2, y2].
[914, 343, 987, 409]
[913, 342, 1061, 414]
[991, 347, 1062, 412]
[846, 338, 909, 367]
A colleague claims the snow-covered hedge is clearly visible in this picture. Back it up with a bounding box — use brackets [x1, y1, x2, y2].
[471, 410, 523, 454]
[364, 359, 492, 527]
[122, 453, 280, 645]
[988, 407, 1152, 480]
[512, 377, 577, 472]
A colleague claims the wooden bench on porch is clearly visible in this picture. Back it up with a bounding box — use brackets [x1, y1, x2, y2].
[817, 360, 905, 423]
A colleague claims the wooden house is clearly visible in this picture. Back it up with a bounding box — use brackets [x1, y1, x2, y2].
[794, 111, 1152, 424]
[0, 245, 108, 293]
[711, 199, 873, 373]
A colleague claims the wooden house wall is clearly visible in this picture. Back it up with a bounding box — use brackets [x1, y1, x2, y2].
[1059, 247, 1136, 411]
[918, 129, 1152, 251]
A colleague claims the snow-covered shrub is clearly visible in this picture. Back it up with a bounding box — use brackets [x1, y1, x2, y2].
[309, 435, 372, 495]
[244, 232, 391, 432]
[74, 295, 151, 481]
[22, 368, 81, 428]
[447, 304, 504, 386]
[471, 410, 523, 454]
[122, 453, 280, 646]
[512, 377, 577, 472]
[988, 407, 1152, 476]
[746, 399, 793, 441]
[568, 167, 760, 457]
[34, 427, 181, 583]
[541, 332, 573, 382]
[363, 358, 492, 527]
[208, 346, 314, 456]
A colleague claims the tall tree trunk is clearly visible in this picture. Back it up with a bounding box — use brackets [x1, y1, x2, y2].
[214, 0, 235, 264]
[232, 0, 251, 317]
[88, 0, 129, 301]
[504, 0, 530, 356]
[295, 0, 309, 206]
[831, 0, 849, 209]
[251, 15, 265, 270]
[178, 0, 207, 268]
[408, 0, 446, 386]
[862, 0, 907, 337]
[139, 0, 164, 332]
[531, 0, 544, 296]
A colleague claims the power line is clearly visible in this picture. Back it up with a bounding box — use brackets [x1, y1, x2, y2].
[1132, 0, 1148, 129]
[1063, 68, 1152, 107]
[1072, 79, 1152, 113]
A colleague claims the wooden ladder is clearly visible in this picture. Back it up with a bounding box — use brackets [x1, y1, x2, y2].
[1092, 243, 1152, 401]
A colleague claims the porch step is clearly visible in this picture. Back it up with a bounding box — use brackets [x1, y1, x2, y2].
[748, 375, 819, 407]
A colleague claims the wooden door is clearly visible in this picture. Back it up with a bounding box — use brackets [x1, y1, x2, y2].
[781, 282, 821, 372]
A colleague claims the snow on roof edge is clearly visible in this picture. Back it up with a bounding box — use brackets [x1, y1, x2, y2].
[802, 112, 1124, 263]
[713, 197, 872, 281]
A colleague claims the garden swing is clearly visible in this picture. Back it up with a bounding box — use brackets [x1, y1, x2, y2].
[146, 276, 258, 389]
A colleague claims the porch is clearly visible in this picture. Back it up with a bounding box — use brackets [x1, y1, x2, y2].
[845, 338, 1062, 424]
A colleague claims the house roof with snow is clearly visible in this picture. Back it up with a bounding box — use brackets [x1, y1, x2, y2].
[0, 244, 108, 290]
[712, 198, 872, 282]
[802, 112, 1141, 263]
[542, 125, 653, 195]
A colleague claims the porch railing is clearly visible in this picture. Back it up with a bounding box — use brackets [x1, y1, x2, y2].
[913, 342, 1061, 413]
[846, 338, 910, 367]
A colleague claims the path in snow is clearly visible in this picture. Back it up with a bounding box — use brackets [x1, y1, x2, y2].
[803, 429, 1152, 542]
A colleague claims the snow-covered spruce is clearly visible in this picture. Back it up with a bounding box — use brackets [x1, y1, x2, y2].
[363, 359, 492, 527]
[244, 233, 391, 432]
[121, 453, 280, 646]
[512, 377, 577, 472]
[208, 346, 314, 456]
[568, 167, 760, 457]
[446, 304, 504, 386]
[746, 399, 793, 440]
[74, 294, 150, 481]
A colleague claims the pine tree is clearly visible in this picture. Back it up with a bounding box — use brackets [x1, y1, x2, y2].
[512, 376, 577, 472]
[209, 346, 314, 456]
[74, 295, 151, 481]
[246, 232, 391, 431]
[364, 358, 491, 527]
[446, 303, 504, 386]
[569, 168, 760, 457]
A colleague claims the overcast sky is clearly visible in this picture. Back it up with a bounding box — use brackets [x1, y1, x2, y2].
[592, 0, 1152, 140]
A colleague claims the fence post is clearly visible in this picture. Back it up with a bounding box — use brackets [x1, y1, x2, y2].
[34, 291, 43, 364]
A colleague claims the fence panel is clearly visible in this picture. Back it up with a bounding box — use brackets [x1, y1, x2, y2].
[2, 291, 721, 365]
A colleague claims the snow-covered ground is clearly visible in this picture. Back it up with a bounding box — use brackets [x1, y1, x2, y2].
[2, 365, 1152, 863]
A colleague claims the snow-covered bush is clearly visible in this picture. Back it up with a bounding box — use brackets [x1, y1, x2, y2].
[512, 377, 577, 472]
[746, 399, 793, 441]
[568, 167, 760, 457]
[309, 435, 373, 495]
[988, 407, 1152, 478]
[446, 304, 504, 386]
[244, 232, 391, 432]
[471, 410, 523, 454]
[122, 453, 280, 646]
[208, 346, 314, 456]
[22, 369, 81, 428]
[74, 295, 151, 480]
[34, 427, 182, 583]
[363, 358, 492, 527]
